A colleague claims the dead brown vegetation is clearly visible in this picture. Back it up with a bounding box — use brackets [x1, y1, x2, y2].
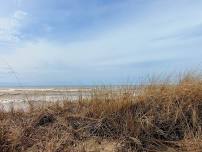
[0, 73, 202, 151]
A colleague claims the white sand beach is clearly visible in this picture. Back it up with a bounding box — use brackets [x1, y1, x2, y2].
[0, 87, 92, 111]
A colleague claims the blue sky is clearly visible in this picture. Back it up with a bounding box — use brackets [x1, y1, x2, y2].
[0, 0, 202, 86]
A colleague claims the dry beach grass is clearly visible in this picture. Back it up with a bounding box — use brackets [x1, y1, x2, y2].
[0, 73, 202, 151]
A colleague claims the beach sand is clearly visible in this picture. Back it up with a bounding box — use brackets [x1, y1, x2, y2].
[0, 87, 92, 111]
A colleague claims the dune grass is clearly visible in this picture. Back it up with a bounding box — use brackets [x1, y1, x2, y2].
[0, 73, 202, 151]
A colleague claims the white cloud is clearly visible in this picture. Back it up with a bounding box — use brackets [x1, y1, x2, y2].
[0, 10, 27, 44]
[13, 10, 27, 20]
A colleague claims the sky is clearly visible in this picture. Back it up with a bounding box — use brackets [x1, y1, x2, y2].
[0, 0, 202, 86]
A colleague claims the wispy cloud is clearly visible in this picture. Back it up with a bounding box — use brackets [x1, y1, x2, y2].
[0, 10, 27, 45]
[0, 0, 202, 85]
